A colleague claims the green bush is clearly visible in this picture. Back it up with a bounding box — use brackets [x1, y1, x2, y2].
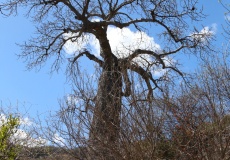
[0, 114, 20, 160]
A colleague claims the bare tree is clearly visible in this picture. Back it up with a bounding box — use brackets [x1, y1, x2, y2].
[0, 0, 213, 159]
[36, 51, 230, 160]
[161, 51, 230, 160]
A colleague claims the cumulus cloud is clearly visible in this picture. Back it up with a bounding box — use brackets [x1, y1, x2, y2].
[103, 27, 160, 57]
[191, 24, 217, 42]
[63, 25, 165, 77]
[63, 33, 93, 54]
[12, 129, 47, 147]
[63, 26, 160, 59]
[64, 25, 211, 77]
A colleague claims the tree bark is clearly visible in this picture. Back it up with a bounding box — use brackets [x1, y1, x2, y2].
[89, 28, 122, 159]
[89, 66, 122, 159]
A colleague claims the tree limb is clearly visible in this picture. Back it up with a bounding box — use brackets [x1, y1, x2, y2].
[122, 69, 131, 97]
[129, 63, 162, 100]
[71, 50, 104, 67]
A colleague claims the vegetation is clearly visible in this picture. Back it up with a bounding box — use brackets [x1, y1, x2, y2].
[0, 0, 230, 159]
[0, 114, 20, 160]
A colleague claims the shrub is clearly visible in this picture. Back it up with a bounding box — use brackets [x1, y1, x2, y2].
[0, 114, 20, 160]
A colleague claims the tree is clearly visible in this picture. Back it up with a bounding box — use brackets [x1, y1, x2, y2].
[165, 52, 230, 160]
[0, 0, 213, 158]
[0, 114, 20, 160]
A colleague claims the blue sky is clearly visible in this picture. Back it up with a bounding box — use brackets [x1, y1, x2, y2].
[0, 1, 229, 119]
[0, 11, 71, 116]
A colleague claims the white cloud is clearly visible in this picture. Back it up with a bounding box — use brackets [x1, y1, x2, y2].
[107, 27, 160, 58]
[63, 26, 160, 61]
[66, 94, 79, 104]
[11, 129, 47, 147]
[63, 33, 93, 54]
[0, 114, 32, 126]
[63, 26, 164, 77]
[53, 133, 65, 146]
[63, 25, 190, 77]
[191, 24, 217, 42]
[20, 117, 33, 126]
[153, 56, 175, 77]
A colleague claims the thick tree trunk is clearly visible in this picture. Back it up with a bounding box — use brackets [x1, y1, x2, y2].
[87, 27, 122, 159]
[89, 63, 122, 159]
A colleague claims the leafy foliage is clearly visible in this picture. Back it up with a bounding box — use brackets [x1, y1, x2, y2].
[0, 114, 20, 160]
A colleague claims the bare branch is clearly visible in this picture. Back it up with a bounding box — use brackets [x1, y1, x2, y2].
[71, 50, 104, 67]
[129, 63, 162, 100]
